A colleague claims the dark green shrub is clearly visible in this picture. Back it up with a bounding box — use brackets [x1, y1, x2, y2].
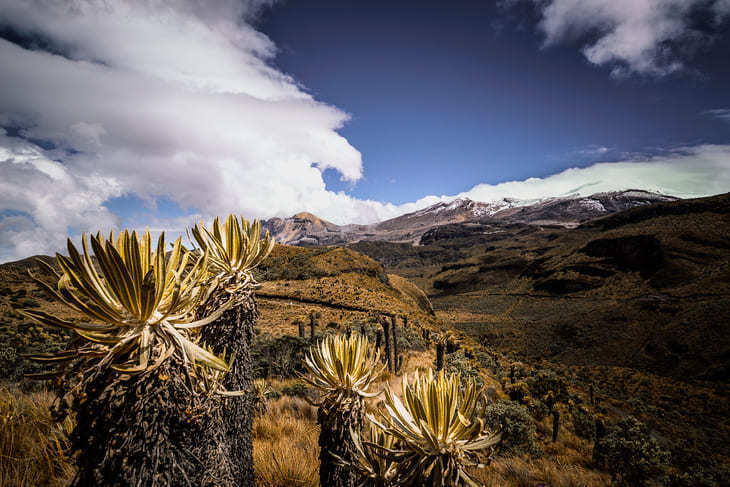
[593, 416, 669, 486]
[394, 323, 428, 352]
[251, 334, 309, 379]
[445, 350, 485, 389]
[665, 440, 730, 487]
[483, 400, 538, 456]
[20, 298, 42, 308]
[527, 399, 550, 421]
[504, 381, 530, 404]
[526, 369, 567, 402]
[0, 342, 20, 380]
[280, 382, 313, 399]
[572, 406, 595, 440]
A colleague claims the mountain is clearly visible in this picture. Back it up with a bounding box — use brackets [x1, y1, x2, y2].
[262, 190, 677, 245]
[258, 212, 349, 246]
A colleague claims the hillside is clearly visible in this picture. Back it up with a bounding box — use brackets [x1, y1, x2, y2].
[350, 192, 730, 469]
[0, 244, 440, 381]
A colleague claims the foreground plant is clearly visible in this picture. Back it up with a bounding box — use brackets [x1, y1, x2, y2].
[301, 334, 385, 487]
[190, 215, 274, 486]
[371, 369, 501, 486]
[345, 422, 399, 487]
[24, 230, 236, 486]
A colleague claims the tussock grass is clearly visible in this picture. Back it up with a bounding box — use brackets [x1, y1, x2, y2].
[253, 396, 319, 487]
[473, 457, 610, 487]
[0, 385, 74, 487]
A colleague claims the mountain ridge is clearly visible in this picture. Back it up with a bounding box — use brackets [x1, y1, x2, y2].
[262, 189, 678, 246]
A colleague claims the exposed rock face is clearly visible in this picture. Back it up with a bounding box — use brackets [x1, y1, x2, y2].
[262, 190, 677, 246]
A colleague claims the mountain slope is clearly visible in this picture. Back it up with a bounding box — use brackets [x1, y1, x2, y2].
[262, 190, 677, 245]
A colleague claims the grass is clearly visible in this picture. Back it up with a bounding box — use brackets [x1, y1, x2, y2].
[0, 385, 74, 487]
[253, 396, 319, 487]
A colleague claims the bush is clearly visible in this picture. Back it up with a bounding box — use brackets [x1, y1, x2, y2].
[0, 342, 21, 380]
[483, 400, 538, 456]
[20, 298, 42, 308]
[394, 323, 428, 352]
[527, 399, 550, 421]
[445, 350, 485, 389]
[526, 369, 567, 402]
[279, 382, 312, 399]
[252, 334, 310, 379]
[571, 406, 595, 441]
[593, 416, 669, 486]
[665, 440, 730, 487]
[504, 381, 530, 404]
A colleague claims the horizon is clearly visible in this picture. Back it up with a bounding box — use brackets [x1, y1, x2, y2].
[2, 0, 730, 261]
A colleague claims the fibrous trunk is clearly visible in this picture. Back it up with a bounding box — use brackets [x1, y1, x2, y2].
[390, 315, 399, 374]
[318, 400, 364, 487]
[381, 318, 392, 372]
[198, 288, 258, 487]
[59, 361, 232, 487]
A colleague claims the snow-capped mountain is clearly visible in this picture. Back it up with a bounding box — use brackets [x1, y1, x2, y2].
[261, 190, 677, 245]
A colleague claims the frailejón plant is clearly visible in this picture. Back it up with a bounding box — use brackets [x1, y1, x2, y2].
[301, 334, 385, 487]
[371, 369, 501, 486]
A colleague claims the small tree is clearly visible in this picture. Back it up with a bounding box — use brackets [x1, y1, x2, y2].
[301, 335, 385, 487]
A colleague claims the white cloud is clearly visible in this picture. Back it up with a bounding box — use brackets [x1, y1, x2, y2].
[520, 0, 730, 76]
[0, 130, 121, 262]
[454, 145, 730, 203]
[704, 109, 730, 122]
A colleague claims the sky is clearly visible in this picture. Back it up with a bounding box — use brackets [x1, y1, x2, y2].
[1, 0, 730, 261]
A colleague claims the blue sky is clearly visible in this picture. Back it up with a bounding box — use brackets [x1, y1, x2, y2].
[259, 0, 730, 204]
[1, 0, 730, 261]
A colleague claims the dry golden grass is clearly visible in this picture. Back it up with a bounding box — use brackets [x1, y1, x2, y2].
[0, 386, 74, 487]
[253, 396, 319, 487]
[472, 456, 610, 487]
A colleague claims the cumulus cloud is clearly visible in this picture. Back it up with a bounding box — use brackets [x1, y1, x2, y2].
[517, 0, 730, 76]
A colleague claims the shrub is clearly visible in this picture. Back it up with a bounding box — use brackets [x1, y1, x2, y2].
[504, 381, 530, 404]
[527, 399, 550, 421]
[20, 298, 41, 308]
[571, 406, 595, 440]
[394, 323, 428, 352]
[0, 342, 20, 380]
[444, 350, 485, 389]
[252, 334, 310, 379]
[483, 400, 538, 456]
[526, 369, 568, 402]
[279, 382, 312, 399]
[593, 416, 669, 485]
